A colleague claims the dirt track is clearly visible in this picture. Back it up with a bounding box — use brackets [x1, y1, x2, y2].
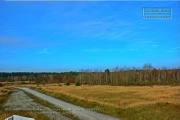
[4, 89, 70, 120]
[18, 87, 119, 120]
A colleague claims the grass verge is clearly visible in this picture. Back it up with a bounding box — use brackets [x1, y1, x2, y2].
[31, 86, 180, 120]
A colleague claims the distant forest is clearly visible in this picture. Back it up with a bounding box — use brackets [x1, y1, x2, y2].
[0, 64, 180, 86]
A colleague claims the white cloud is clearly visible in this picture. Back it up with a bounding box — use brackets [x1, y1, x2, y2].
[152, 44, 159, 47]
[83, 48, 117, 53]
[103, 49, 116, 52]
[165, 47, 180, 53]
[38, 48, 53, 54]
[0, 36, 40, 47]
[83, 49, 102, 53]
[128, 48, 138, 51]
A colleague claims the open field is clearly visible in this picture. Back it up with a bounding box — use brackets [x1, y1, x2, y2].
[1, 83, 180, 119]
[30, 84, 180, 119]
[32, 84, 180, 108]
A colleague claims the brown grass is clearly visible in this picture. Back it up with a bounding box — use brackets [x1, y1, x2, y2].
[0, 86, 14, 95]
[16, 83, 180, 119]
[35, 84, 180, 108]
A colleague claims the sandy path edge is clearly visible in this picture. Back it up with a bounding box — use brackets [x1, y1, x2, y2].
[18, 87, 119, 120]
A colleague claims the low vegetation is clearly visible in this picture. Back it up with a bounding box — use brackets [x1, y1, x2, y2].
[31, 84, 180, 119]
[65, 81, 70, 86]
[75, 81, 81, 86]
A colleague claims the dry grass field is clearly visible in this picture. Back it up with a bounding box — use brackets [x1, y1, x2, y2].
[35, 84, 180, 108]
[30, 84, 180, 119]
[1, 83, 180, 119]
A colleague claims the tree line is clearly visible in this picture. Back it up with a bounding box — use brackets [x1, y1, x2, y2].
[0, 64, 180, 86]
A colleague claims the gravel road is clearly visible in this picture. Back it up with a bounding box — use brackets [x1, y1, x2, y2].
[4, 89, 70, 120]
[19, 87, 119, 120]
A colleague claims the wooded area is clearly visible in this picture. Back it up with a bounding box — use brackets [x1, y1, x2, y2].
[0, 64, 180, 86]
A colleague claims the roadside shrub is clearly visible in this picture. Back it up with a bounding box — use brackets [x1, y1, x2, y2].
[75, 81, 81, 86]
[65, 81, 70, 86]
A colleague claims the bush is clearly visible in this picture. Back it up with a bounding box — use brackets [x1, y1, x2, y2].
[75, 81, 81, 86]
[65, 81, 70, 86]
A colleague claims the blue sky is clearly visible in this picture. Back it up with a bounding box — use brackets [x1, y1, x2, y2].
[0, 1, 180, 72]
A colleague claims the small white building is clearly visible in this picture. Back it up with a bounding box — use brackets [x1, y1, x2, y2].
[5, 115, 35, 120]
